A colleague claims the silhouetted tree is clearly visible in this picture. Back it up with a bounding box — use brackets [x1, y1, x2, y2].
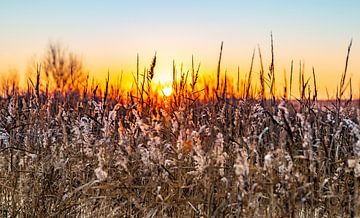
[43, 42, 85, 90]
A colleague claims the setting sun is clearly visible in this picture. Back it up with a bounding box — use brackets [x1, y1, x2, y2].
[161, 85, 172, 97]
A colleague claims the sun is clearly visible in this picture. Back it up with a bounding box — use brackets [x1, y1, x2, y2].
[162, 86, 173, 97]
[153, 70, 173, 97]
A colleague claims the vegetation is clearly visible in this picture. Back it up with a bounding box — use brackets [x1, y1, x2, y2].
[0, 39, 359, 217]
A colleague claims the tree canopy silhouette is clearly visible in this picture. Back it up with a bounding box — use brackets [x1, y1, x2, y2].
[43, 42, 85, 90]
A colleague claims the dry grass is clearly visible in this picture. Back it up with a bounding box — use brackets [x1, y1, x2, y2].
[0, 40, 360, 217]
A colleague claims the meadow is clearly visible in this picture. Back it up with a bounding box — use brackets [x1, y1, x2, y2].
[1, 40, 360, 217]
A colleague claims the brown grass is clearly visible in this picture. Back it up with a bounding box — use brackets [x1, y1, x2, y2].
[0, 38, 359, 217]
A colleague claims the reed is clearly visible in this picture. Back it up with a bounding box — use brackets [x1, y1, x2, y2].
[0, 38, 358, 217]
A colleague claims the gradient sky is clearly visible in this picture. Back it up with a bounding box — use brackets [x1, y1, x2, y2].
[0, 0, 359, 98]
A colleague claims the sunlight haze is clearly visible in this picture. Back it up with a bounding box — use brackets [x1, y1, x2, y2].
[0, 0, 359, 98]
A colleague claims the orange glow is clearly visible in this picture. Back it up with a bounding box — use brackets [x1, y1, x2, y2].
[151, 69, 174, 97]
[161, 85, 172, 97]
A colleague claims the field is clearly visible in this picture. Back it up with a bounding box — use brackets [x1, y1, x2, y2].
[1, 43, 360, 217]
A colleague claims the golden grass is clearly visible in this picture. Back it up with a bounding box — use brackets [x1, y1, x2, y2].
[0, 39, 359, 217]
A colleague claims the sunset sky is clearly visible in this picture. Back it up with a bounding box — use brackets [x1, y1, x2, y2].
[0, 0, 359, 98]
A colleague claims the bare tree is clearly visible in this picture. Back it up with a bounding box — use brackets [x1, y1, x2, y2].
[43, 42, 85, 90]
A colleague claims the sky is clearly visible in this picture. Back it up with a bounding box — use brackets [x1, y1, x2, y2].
[0, 0, 359, 98]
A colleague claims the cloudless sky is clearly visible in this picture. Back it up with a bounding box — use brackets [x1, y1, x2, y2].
[0, 0, 359, 98]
